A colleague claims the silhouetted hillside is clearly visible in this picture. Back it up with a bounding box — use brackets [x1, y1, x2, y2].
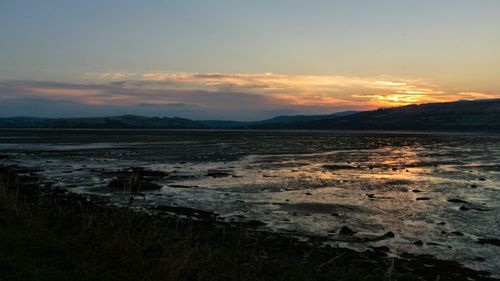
[249, 111, 359, 125]
[200, 111, 359, 129]
[198, 120, 245, 129]
[1, 100, 499, 131]
[0, 115, 206, 129]
[247, 99, 500, 131]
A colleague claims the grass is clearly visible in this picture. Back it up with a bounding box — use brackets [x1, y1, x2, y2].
[0, 179, 412, 281]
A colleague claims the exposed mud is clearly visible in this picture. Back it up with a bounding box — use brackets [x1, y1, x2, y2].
[1, 129, 499, 276]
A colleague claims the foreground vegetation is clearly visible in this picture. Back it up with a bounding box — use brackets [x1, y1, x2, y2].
[0, 185, 391, 281]
[0, 166, 496, 281]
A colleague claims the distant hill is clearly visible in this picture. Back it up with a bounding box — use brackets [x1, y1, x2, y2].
[1, 100, 499, 131]
[200, 111, 359, 129]
[246, 99, 500, 131]
[0, 115, 206, 129]
[247, 111, 359, 125]
[198, 120, 245, 129]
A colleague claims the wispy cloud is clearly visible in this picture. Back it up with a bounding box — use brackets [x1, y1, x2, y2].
[82, 72, 137, 80]
[139, 72, 496, 107]
[0, 72, 498, 119]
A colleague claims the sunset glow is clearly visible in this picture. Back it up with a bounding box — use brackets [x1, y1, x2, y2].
[0, 1, 499, 119]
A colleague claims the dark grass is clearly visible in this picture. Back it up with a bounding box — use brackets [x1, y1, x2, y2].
[0, 181, 413, 281]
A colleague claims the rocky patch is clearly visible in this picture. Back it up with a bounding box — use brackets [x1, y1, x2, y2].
[478, 239, 500, 247]
[108, 178, 161, 192]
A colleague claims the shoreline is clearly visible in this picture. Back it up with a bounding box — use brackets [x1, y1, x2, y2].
[1, 128, 498, 135]
[0, 164, 498, 281]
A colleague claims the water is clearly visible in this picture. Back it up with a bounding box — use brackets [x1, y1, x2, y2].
[1, 129, 499, 275]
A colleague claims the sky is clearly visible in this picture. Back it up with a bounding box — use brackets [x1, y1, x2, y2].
[0, 0, 499, 120]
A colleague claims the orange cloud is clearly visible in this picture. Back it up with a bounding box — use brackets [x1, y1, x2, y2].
[25, 87, 101, 98]
[140, 72, 478, 108]
[4, 72, 499, 113]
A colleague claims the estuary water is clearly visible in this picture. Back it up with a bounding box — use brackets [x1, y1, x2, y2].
[1, 129, 499, 275]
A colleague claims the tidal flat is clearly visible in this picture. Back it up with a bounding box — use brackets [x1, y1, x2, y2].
[1, 129, 499, 278]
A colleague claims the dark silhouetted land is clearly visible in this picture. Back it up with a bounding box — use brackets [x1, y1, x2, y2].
[1, 99, 499, 131]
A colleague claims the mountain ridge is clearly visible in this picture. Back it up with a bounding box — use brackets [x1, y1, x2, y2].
[1, 99, 499, 131]
[0, 115, 205, 129]
[199, 111, 359, 128]
[253, 99, 500, 131]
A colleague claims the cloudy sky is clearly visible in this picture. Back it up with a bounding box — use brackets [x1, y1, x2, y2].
[1, 0, 499, 120]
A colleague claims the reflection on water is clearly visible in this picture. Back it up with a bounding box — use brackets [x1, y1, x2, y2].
[0, 130, 499, 276]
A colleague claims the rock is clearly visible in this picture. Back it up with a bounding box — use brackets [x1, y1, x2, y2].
[339, 226, 357, 235]
[331, 213, 339, 217]
[132, 167, 169, 178]
[414, 240, 424, 246]
[448, 198, 469, 204]
[323, 164, 356, 170]
[247, 220, 266, 228]
[478, 178, 486, 181]
[169, 184, 197, 189]
[470, 184, 478, 188]
[366, 193, 376, 199]
[459, 206, 469, 211]
[459, 205, 490, 212]
[384, 231, 395, 238]
[412, 189, 422, 193]
[305, 192, 312, 196]
[206, 170, 231, 178]
[106, 167, 169, 181]
[371, 246, 390, 253]
[437, 222, 446, 225]
[416, 197, 430, 201]
[399, 252, 414, 259]
[108, 178, 161, 191]
[478, 238, 500, 247]
[451, 231, 464, 236]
